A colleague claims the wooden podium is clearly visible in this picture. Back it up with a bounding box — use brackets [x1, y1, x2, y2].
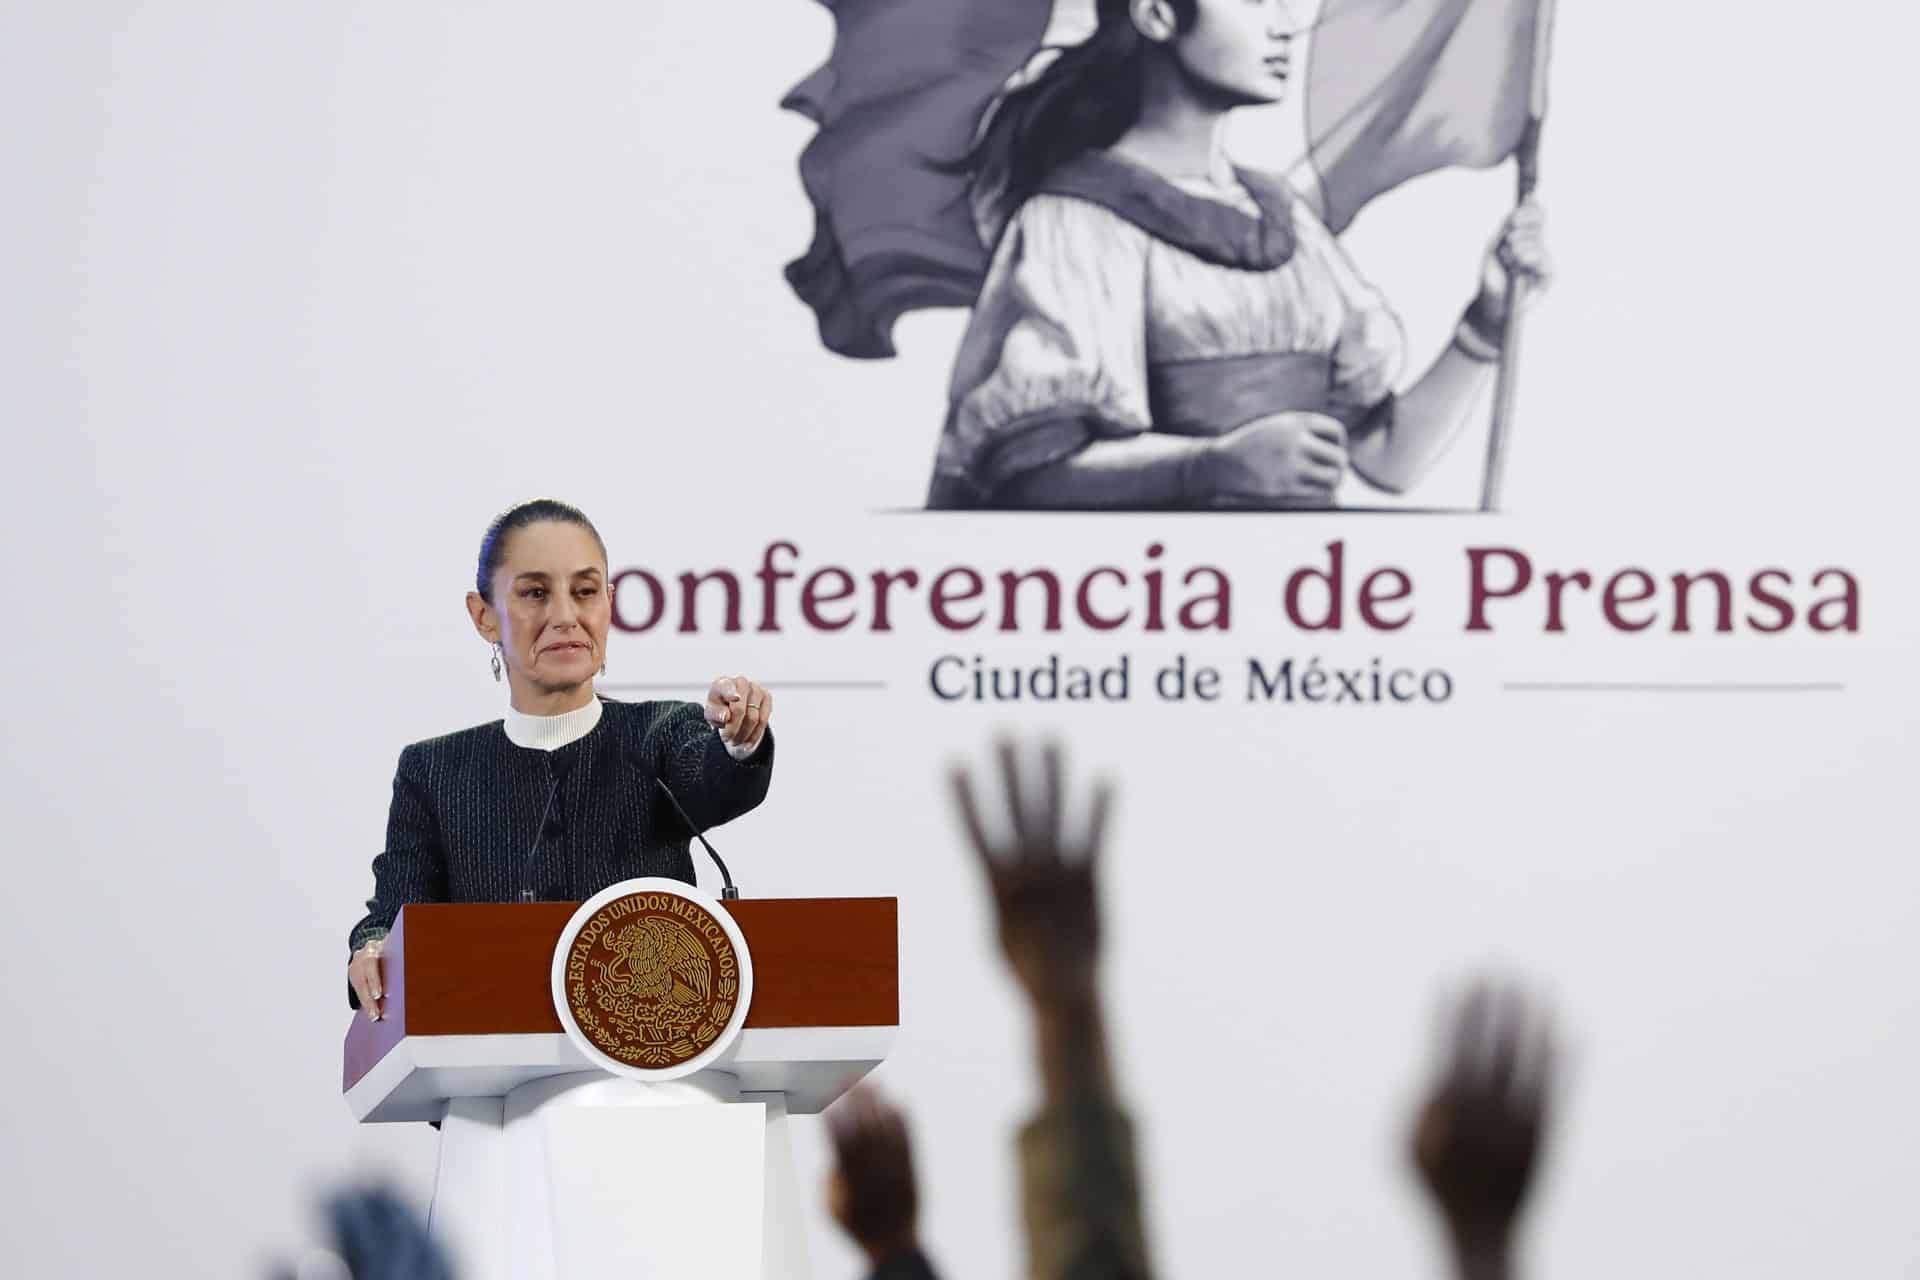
[343, 897, 898, 1280]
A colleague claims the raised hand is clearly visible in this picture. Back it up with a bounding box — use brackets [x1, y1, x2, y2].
[1475, 199, 1552, 328]
[1411, 979, 1558, 1276]
[949, 738, 1112, 1010]
[825, 1084, 922, 1267]
[704, 675, 772, 753]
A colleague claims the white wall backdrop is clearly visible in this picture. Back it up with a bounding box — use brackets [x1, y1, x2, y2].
[2, 2, 1916, 1277]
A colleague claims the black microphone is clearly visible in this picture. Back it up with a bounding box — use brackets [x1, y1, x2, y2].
[653, 776, 740, 900]
[518, 755, 574, 903]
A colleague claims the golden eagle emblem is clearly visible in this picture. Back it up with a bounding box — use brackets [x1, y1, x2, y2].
[594, 918, 712, 1010]
[562, 890, 742, 1069]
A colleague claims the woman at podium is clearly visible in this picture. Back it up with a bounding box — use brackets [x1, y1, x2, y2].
[345, 499, 775, 1017]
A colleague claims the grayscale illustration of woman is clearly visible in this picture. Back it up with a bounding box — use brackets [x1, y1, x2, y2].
[925, 0, 1551, 510]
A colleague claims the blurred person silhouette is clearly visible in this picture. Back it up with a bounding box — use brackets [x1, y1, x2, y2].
[1410, 981, 1559, 1280]
[950, 738, 1153, 1280]
[267, 1184, 453, 1280]
[826, 1083, 942, 1279]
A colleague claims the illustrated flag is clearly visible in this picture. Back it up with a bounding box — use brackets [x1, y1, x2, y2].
[1298, 0, 1551, 233]
[785, 0, 1552, 359]
[782, 1, 1052, 359]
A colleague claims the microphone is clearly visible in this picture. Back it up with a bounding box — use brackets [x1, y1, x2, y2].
[518, 756, 574, 903]
[653, 776, 740, 900]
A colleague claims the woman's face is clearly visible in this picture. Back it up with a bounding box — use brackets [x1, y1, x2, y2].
[1168, 0, 1302, 107]
[472, 520, 611, 697]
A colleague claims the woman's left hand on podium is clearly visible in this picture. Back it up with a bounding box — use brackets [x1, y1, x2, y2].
[349, 938, 386, 1022]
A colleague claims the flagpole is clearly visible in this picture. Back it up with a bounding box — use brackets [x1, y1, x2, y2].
[1479, 0, 1558, 514]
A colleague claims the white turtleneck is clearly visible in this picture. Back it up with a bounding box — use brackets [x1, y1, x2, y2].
[504, 696, 604, 751]
[504, 696, 762, 761]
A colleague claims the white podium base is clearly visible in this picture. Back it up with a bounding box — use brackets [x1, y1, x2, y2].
[428, 1070, 811, 1280]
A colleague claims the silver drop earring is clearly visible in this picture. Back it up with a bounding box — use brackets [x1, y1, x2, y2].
[490, 643, 503, 683]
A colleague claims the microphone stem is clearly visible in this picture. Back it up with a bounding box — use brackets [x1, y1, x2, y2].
[522, 773, 563, 903]
[654, 776, 740, 899]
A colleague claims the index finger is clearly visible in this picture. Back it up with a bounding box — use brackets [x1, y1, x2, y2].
[1451, 980, 1494, 1091]
[948, 766, 995, 866]
[1300, 438, 1348, 470]
[1302, 414, 1347, 447]
[350, 960, 380, 1021]
[1080, 778, 1113, 865]
[1038, 741, 1064, 853]
[996, 739, 1033, 853]
[1510, 1002, 1556, 1117]
[1484, 984, 1523, 1097]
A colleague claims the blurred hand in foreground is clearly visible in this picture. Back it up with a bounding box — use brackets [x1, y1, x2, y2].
[949, 738, 1112, 1011]
[268, 1184, 452, 1280]
[950, 738, 1150, 1280]
[1411, 979, 1559, 1280]
[826, 1084, 923, 1270]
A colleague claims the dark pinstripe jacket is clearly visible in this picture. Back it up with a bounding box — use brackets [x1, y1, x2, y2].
[347, 698, 773, 994]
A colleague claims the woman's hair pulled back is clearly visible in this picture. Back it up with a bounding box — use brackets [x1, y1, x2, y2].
[474, 498, 607, 601]
[967, 0, 1200, 228]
